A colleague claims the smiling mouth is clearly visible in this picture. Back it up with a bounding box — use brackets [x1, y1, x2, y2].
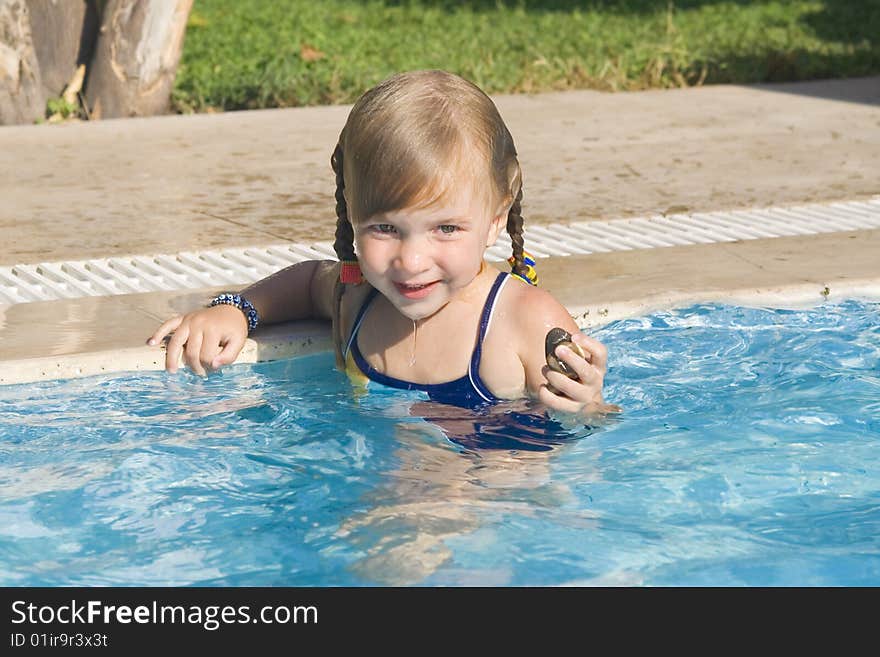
[393, 280, 439, 299]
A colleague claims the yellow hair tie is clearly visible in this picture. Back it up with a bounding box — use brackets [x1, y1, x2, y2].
[508, 250, 538, 286]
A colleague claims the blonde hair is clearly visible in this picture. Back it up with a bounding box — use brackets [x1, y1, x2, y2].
[330, 70, 529, 367]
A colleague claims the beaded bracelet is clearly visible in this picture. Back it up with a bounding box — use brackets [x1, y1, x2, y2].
[208, 293, 260, 333]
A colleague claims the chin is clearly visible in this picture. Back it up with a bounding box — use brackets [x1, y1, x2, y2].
[395, 301, 441, 321]
[378, 280, 451, 320]
[388, 291, 449, 320]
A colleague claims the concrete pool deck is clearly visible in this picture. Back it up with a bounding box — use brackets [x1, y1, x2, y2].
[1, 76, 879, 384]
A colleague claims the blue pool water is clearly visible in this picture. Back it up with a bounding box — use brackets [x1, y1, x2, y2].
[1, 300, 878, 586]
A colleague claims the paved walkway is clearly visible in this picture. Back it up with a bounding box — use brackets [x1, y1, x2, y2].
[2, 76, 878, 266]
[0, 77, 878, 383]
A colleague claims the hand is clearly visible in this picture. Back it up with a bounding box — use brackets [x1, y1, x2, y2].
[538, 333, 622, 416]
[146, 304, 248, 376]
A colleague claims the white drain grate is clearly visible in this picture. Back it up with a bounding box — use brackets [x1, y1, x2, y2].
[2, 197, 879, 306]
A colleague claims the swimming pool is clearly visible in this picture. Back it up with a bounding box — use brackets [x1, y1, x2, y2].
[1, 300, 878, 586]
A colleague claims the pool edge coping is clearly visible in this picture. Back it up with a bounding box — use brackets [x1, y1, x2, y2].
[3, 274, 878, 386]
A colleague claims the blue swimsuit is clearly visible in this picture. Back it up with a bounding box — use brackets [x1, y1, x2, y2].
[344, 271, 511, 408]
[342, 270, 590, 451]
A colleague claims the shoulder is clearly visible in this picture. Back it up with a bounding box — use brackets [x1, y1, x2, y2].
[498, 276, 580, 392]
[503, 276, 579, 336]
[339, 281, 378, 342]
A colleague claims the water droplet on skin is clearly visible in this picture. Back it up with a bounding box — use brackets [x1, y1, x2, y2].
[409, 319, 418, 367]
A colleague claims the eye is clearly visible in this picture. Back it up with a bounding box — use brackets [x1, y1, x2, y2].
[437, 224, 459, 235]
[370, 223, 397, 234]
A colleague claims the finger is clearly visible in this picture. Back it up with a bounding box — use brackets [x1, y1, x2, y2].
[212, 333, 247, 369]
[165, 324, 189, 373]
[197, 328, 228, 370]
[200, 333, 223, 374]
[147, 315, 183, 346]
[184, 332, 207, 377]
[554, 346, 600, 387]
[544, 367, 598, 404]
[580, 401, 625, 419]
[572, 334, 608, 372]
[537, 383, 584, 414]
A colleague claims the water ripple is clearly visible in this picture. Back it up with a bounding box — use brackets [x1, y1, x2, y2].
[1, 301, 879, 585]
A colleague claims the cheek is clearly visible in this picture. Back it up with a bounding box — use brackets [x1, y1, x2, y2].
[354, 234, 373, 259]
[354, 237, 388, 273]
[444, 238, 486, 277]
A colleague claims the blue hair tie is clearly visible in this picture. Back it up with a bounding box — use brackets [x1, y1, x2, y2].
[508, 250, 538, 286]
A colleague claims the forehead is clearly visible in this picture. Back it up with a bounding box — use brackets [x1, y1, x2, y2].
[346, 132, 502, 224]
[411, 156, 497, 215]
[387, 182, 492, 226]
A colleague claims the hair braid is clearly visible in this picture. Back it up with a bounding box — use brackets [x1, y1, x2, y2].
[331, 143, 356, 262]
[506, 186, 529, 280]
[330, 142, 355, 369]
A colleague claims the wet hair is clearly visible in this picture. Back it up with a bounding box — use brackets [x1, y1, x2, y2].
[330, 70, 528, 367]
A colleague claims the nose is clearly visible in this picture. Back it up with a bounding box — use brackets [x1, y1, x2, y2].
[394, 235, 430, 275]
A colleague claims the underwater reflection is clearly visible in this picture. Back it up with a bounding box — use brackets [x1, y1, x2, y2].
[337, 400, 608, 585]
[412, 398, 602, 452]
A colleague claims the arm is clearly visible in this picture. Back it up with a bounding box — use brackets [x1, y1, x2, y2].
[515, 287, 619, 417]
[240, 259, 339, 324]
[147, 259, 339, 375]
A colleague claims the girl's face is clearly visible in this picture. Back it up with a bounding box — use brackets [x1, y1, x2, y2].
[353, 178, 508, 321]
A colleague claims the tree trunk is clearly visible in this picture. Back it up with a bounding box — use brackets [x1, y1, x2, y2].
[26, 0, 98, 100]
[85, 0, 193, 120]
[0, 0, 45, 125]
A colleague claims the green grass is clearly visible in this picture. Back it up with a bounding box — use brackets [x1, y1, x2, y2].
[172, 0, 880, 112]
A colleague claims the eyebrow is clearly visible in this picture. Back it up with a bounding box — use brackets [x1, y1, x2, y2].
[366, 210, 474, 225]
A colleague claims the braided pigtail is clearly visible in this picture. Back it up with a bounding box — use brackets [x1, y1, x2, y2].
[506, 186, 525, 276]
[505, 185, 537, 285]
[331, 142, 357, 369]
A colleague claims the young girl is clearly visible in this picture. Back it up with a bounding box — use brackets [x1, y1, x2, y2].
[147, 70, 617, 418]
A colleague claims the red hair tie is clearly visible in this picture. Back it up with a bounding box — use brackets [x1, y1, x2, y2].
[340, 260, 363, 285]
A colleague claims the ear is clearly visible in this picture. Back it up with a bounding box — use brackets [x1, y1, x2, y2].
[486, 196, 513, 247]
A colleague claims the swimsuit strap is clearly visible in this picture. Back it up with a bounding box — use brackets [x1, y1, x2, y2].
[343, 286, 380, 360]
[468, 271, 511, 382]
